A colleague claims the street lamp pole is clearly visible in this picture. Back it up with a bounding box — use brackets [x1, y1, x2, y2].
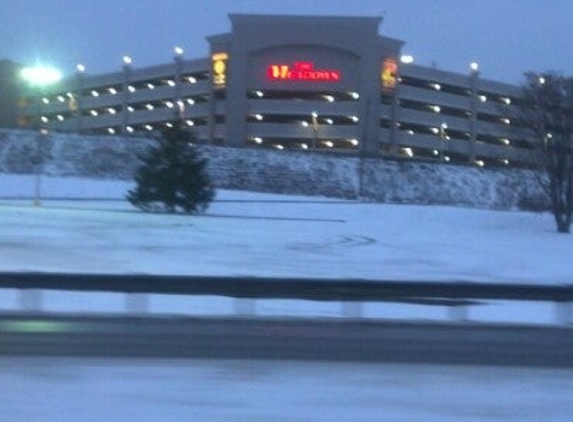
[311, 111, 319, 150]
[20, 65, 62, 207]
[439, 122, 448, 162]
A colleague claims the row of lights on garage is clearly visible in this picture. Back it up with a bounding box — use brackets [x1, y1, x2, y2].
[406, 126, 511, 145]
[251, 137, 359, 148]
[105, 119, 196, 135]
[251, 91, 360, 101]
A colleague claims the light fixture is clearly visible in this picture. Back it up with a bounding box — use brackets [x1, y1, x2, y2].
[350, 92, 360, 100]
[501, 118, 511, 125]
[76, 64, 86, 73]
[128, 85, 136, 93]
[165, 122, 174, 128]
[174, 46, 184, 56]
[185, 120, 194, 127]
[431, 127, 440, 134]
[108, 87, 117, 95]
[90, 110, 98, 116]
[501, 138, 510, 145]
[188, 76, 197, 84]
[127, 106, 134, 112]
[146, 104, 154, 110]
[123, 55, 132, 65]
[301, 121, 309, 127]
[254, 90, 264, 98]
[126, 126, 134, 133]
[469, 62, 479, 72]
[478, 95, 487, 102]
[42, 97, 50, 104]
[91, 90, 99, 97]
[56, 114, 64, 121]
[350, 116, 359, 123]
[57, 95, 65, 102]
[402, 147, 414, 157]
[475, 159, 485, 167]
[165, 101, 174, 108]
[431, 105, 441, 113]
[145, 124, 153, 131]
[147, 83, 155, 90]
[539, 76, 546, 85]
[311, 111, 318, 118]
[431, 83, 441, 91]
[167, 80, 176, 87]
[400, 55, 414, 64]
[108, 108, 116, 114]
[20, 66, 62, 86]
[502, 97, 511, 105]
[41, 116, 49, 123]
[186, 98, 195, 105]
[275, 144, 285, 150]
[350, 138, 359, 146]
[253, 137, 263, 144]
[323, 95, 335, 102]
[108, 128, 115, 134]
[406, 130, 415, 135]
[444, 156, 451, 162]
[502, 159, 509, 165]
[300, 143, 309, 149]
[325, 118, 334, 125]
[253, 113, 263, 121]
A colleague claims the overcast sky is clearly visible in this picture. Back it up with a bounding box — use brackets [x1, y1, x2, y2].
[1, 0, 571, 84]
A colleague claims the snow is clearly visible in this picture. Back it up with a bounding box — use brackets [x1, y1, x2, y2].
[1, 358, 572, 422]
[0, 174, 571, 325]
[0, 174, 570, 283]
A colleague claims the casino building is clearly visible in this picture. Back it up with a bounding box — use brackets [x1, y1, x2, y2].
[10, 14, 529, 167]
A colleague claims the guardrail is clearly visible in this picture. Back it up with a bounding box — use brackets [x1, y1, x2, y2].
[0, 272, 571, 325]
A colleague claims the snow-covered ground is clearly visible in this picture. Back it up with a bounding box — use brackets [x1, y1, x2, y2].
[1, 174, 571, 325]
[2, 358, 572, 422]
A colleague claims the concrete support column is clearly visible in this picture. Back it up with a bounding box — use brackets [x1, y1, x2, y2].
[121, 58, 132, 134]
[468, 67, 479, 164]
[173, 50, 184, 124]
[74, 67, 85, 133]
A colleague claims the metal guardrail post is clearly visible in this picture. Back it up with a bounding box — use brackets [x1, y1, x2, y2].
[448, 304, 468, 323]
[234, 298, 257, 316]
[19, 289, 42, 312]
[341, 302, 363, 319]
[124, 293, 149, 315]
[556, 302, 572, 326]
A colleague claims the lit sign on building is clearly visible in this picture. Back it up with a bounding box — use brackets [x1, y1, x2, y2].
[381, 57, 398, 90]
[267, 62, 341, 82]
[212, 52, 228, 88]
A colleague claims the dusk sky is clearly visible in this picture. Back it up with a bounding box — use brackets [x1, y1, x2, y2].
[1, 0, 571, 84]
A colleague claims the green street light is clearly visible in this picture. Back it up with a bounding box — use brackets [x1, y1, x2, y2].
[20, 65, 62, 207]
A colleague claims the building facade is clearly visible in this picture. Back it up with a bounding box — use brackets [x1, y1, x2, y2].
[13, 14, 529, 167]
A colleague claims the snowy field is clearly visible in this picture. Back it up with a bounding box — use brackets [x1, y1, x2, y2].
[0, 174, 572, 324]
[2, 357, 573, 422]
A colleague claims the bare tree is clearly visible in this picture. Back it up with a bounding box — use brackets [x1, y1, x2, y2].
[517, 72, 573, 233]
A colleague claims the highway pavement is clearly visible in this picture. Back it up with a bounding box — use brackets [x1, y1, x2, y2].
[1, 314, 573, 367]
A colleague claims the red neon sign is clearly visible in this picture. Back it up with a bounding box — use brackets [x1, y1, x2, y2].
[267, 62, 341, 82]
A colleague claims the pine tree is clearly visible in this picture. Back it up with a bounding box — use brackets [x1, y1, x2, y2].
[127, 126, 215, 213]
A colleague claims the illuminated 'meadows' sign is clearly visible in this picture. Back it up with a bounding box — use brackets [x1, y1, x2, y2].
[267, 62, 341, 82]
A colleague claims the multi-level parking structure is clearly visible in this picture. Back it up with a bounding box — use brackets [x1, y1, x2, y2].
[15, 14, 532, 168]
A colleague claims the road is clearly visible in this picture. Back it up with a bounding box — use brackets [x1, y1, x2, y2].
[1, 314, 573, 367]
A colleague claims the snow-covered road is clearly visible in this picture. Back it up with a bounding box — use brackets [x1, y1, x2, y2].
[2, 358, 572, 422]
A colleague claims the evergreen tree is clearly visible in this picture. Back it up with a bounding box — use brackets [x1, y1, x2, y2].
[127, 126, 215, 213]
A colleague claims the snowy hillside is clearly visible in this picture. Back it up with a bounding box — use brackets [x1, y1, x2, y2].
[0, 175, 570, 284]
